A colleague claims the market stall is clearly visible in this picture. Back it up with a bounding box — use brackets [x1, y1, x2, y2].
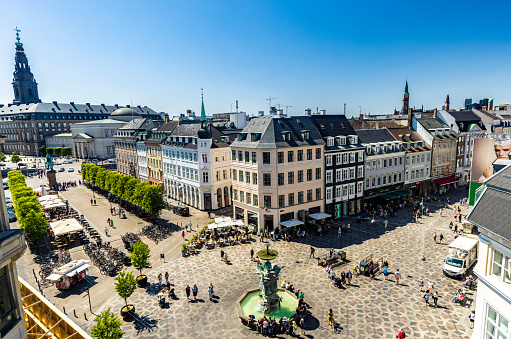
[45, 259, 90, 290]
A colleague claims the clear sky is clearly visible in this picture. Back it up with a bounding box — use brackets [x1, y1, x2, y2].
[1, 0, 510, 118]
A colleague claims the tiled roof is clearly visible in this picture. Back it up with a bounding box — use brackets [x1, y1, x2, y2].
[355, 128, 397, 144]
[416, 118, 448, 130]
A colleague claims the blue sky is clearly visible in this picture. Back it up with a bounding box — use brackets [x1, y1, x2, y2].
[1, 0, 510, 117]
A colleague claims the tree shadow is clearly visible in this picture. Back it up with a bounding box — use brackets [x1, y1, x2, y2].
[304, 314, 320, 331]
[132, 314, 158, 334]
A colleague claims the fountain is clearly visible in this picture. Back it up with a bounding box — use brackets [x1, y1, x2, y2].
[238, 243, 298, 321]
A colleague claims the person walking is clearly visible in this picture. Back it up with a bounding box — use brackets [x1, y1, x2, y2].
[395, 269, 401, 285]
[299, 318, 305, 335]
[158, 273, 163, 286]
[259, 231, 264, 242]
[310, 246, 315, 258]
[208, 286, 213, 301]
[423, 290, 430, 306]
[328, 309, 334, 327]
[432, 290, 439, 307]
[165, 271, 169, 283]
[94, 199, 96, 205]
[346, 270, 352, 285]
[418, 278, 424, 292]
[469, 310, 475, 329]
[90, 198, 93, 205]
[192, 284, 198, 300]
[347, 223, 350, 233]
[209, 283, 214, 298]
[104, 227, 109, 237]
[454, 224, 458, 234]
[338, 227, 342, 238]
[185, 285, 191, 300]
[110, 219, 114, 228]
[220, 249, 224, 260]
[383, 266, 388, 280]
[182, 230, 185, 240]
[439, 233, 444, 244]
[384, 219, 388, 231]
[433, 232, 437, 244]
[250, 248, 254, 261]
[397, 328, 406, 339]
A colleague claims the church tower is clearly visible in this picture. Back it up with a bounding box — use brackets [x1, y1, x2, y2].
[400, 80, 409, 114]
[443, 93, 450, 111]
[12, 28, 40, 104]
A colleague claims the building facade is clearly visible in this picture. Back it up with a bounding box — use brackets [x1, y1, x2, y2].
[311, 115, 365, 218]
[466, 165, 511, 339]
[230, 116, 325, 231]
[136, 133, 149, 182]
[387, 127, 432, 196]
[356, 128, 407, 209]
[145, 131, 166, 185]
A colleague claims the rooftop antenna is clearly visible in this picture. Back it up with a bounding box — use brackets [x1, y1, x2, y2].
[344, 103, 346, 115]
[266, 97, 278, 111]
[236, 100, 238, 113]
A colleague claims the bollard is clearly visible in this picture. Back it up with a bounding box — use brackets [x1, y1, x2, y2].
[84, 313, 87, 321]
[63, 306, 66, 314]
[74, 309, 77, 318]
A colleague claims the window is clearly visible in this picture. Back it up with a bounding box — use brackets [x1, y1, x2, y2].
[326, 188, 332, 200]
[298, 150, 303, 161]
[349, 184, 354, 195]
[326, 171, 333, 183]
[278, 173, 284, 186]
[252, 173, 257, 185]
[486, 305, 509, 339]
[246, 193, 251, 205]
[203, 172, 209, 183]
[343, 169, 349, 180]
[336, 169, 342, 182]
[350, 152, 355, 163]
[288, 193, 295, 206]
[263, 152, 270, 164]
[337, 154, 343, 165]
[201, 153, 208, 163]
[240, 191, 244, 203]
[0, 267, 18, 335]
[278, 152, 284, 164]
[307, 149, 312, 160]
[279, 195, 285, 208]
[357, 166, 363, 178]
[264, 195, 271, 208]
[316, 168, 321, 180]
[253, 195, 258, 207]
[288, 151, 294, 162]
[383, 159, 387, 168]
[366, 178, 370, 188]
[316, 148, 321, 159]
[298, 191, 304, 204]
[246, 172, 250, 183]
[252, 152, 257, 163]
[349, 168, 355, 179]
[215, 152, 219, 162]
[216, 170, 220, 181]
[336, 186, 342, 198]
[263, 173, 272, 186]
[307, 169, 312, 181]
[233, 189, 238, 201]
[357, 182, 363, 194]
[342, 185, 348, 196]
[307, 189, 313, 202]
[316, 188, 321, 200]
[245, 151, 249, 162]
[288, 171, 294, 184]
[327, 137, 334, 146]
[326, 155, 332, 166]
[342, 153, 349, 164]
[298, 170, 304, 182]
[233, 169, 237, 181]
[223, 169, 227, 180]
[239, 170, 244, 182]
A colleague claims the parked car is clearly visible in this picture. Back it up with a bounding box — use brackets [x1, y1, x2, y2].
[17, 163, 27, 167]
[6, 204, 14, 212]
[5, 197, 12, 204]
[3, 183, 8, 190]
[63, 160, 73, 164]
[58, 168, 65, 172]
[8, 211, 17, 222]
[53, 161, 61, 165]
[0, 163, 5, 166]
[68, 168, 74, 172]
[31, 164, 36, 168]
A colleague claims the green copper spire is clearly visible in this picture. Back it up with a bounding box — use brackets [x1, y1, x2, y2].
[14, 27, 23, 49]
[404, 80, 409, 95]
[200, 88, 207, 129]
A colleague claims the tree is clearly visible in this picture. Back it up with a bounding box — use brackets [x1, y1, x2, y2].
[61, 147, 72, 157]
[46, 148, 54, 155]
[115, 175, 129, 198]
[53, 147, 62, 156]
[141, 185, 166, 217]
[21, 210, 48, 243]
[123, 178, 138, 201]
[114, 270, 137, 307]
[38, 147, 46, 156]
[90, 308, 124, 339]
[0, 152, 6, 162]
[129, 241, 150, 277]
[11, 152, 21, 164]
[131, 182, 149, 206]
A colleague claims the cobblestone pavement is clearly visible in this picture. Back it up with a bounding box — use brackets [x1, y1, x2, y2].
[88, 187, 476, 339]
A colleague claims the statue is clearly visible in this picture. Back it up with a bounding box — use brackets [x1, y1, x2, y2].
[45, 154, 53, 171]
[255, 244, 282, 314]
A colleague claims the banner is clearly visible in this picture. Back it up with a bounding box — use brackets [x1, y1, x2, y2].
[471, 137, 511, 183]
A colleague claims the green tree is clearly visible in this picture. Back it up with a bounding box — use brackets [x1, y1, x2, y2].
[21, 210, 48, 243]
[115, 175, 129, 198]
[109, 172, 121, 196]
[96, 168, 107, 190]
[90, 308, 124, 339]
[132, 182, 149, 206]
[123, 178, 138, 201]
[46, 148, 54, 155]
[38, 147, 46, 156]
[11, 152, 21, 164]
[0, 152, 6, 162]
[114, 270, 137, 307]
[61, 147, 72, 156]
[141, 185, 166, 217]
[129, 241, 150, 277]
[53, 147, 62, 156]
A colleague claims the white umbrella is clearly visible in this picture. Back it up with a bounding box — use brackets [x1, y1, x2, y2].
[309, 212, 332, 220]
[43, 201, 66, 210]
[214, 216, 231, 223]
[37, 195, 59, 203]
[280, 219, 304, 227]
[50, 219, 83, 236]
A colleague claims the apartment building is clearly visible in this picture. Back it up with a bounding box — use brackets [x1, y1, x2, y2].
[230, 116, 325, 231]
[387, 127, 432, 196]
[466, 165, 511, 339]
[311, 115, 365, 217]
[356, 128, 407, 209]
[136, 132, 149, 182]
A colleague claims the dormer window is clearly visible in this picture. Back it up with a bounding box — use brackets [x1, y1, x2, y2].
[327, 137, 334, 146]
[337, 136, 346, 145]
[241, 133, 248, 141]
[366, 146, 371, 153]
[251, 133, 261, 142]
[349, 135, 357, 144]
[301, 130, 310, 140]
[282, 131, 292, 141]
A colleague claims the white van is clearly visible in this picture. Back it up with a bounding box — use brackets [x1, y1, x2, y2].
[443, 236, 479, 280]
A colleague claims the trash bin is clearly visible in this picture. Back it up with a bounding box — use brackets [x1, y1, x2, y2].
[359, 262, 369, 276]
[338, 251, 346, 261]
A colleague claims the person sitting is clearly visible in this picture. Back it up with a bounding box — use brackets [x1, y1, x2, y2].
[285, 281, 290, 290]
[288, 284, 295, 292]
[281, 280, 287, 288]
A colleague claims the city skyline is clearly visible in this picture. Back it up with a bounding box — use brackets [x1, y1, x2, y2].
[1, 1, 510, 117]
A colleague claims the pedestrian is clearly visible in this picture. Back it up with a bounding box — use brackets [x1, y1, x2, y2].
[104, 227, 109, 237]
[433, 232, 437, 243]
[110, 220, 114, 228]
[432, 290, 439, 307]
[384, 219, 388, 230]
[185, 285, 191, 300]
[439, 233, 444, 244]
[328, 308, 334, 327]
[166, 280, 171, 292]
[423, 290, 430, 306]
[458, 214, 462, 223]
[182, 230, 185, 239]
[158, 273, 163, 286]
[329, 248, 334, 258]
[439, 208, 443, 216]
[397, 328, 406, 339]
[192, 284, 198, 300]
[427, 280, 434, 291]
[454, 224, 458, 234]
[259, 231, 264, 242]
[220, 249, 224, 259]
[418, 278, 424, 292]
[299, 318, 305, 335]
[94, 199, 96, 205]
[165, 271, 169, 283]
[184, 223, 188, 232]
[310, 246, 315, 258]
[250, 248, 254, 261]
[107, 218, 111, 226]
[346, 270, 352, 285]
[469, 310, 475, 329]
[347, 223, 350, 233]
[209, 283, 214, 298]
[110, 207, 113, 215]
[208, 286, 213, 301]
[90, 198, 93, 205]
[189, 221, 192, 231]
[383, 266, 388, 280]
[338, 227, 342, 237]
[395, 269, 401, 284]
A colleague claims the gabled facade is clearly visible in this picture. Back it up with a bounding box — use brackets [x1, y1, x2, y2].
[466, 165, 511, 339]
[136, 132, 149, 182]
[311, 115, 365, 217]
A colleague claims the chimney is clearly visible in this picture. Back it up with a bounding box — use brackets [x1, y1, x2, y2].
[359, 113, 363, 121]
[258, 111, 264, 117]
[319, 109, 326, 115]
[407, 108, 413, 127]
[164, 114, 169, 122]
[305, 108, 311, 117]
[433, 108, 437, 118]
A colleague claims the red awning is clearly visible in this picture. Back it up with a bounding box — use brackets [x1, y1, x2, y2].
[431, 176, 459, 186]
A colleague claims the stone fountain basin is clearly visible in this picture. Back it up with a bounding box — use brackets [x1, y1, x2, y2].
[236, 288, 298, 321]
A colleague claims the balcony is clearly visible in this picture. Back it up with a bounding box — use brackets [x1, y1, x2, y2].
[0, 229, 26, 264]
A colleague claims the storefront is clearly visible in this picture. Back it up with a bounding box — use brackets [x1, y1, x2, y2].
[364, 184, 408, 210]
[235, 207, 244, 220]
[405, 180, 429, 197]
[247, 211, 258, 232]
[431, 176, 459, 194]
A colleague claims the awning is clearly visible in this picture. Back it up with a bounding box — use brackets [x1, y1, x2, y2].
[45, 273, 62, 281]
[37, 195, 59, 203]
[432, 176, 459, 186]
[214, 216, 231, 223]
[42, 201, 66, 210]
[50, 219, 83, 236]
[381, 190, 411, 200]
[280, 219, 304, 227]
[65, 264, 90, 277]
[309, 212, 332, 220]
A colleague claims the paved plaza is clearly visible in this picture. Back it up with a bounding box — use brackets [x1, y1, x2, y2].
[83, 187, 476, 339]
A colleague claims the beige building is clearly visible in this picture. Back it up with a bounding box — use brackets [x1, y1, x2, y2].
[231, 116, 325, 231]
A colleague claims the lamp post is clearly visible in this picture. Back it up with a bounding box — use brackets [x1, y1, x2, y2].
[420, 197, 425, 261]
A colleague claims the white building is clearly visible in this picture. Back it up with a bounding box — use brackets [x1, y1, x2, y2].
[136, 132, 149, 182]
[45, 133, 73, 149]
[467, 164, 511, 339]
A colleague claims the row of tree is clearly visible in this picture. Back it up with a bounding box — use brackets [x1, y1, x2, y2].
[0, 151, 22, 163]
[38, 147, 72, 156]
[7, 171, 48, 243]
[81, 163, 166, 217]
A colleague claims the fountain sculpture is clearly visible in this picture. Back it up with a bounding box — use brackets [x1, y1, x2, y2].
[255, 244, 282, 314]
